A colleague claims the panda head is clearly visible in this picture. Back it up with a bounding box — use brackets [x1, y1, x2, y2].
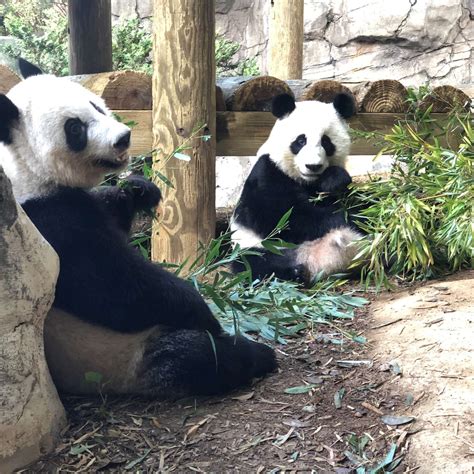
[258, 93, 356, 183]
[0, 72, 131, 201]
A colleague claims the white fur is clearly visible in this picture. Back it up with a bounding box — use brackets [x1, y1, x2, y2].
[0, 75, 131, 203]
[44, 308, 155, 395]
[230, 217, 263, 248]
[258, 100, 351, 183]
[295, 227, 363, 278]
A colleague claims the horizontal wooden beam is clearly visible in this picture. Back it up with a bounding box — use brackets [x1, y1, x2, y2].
[114, 110, 449, 158]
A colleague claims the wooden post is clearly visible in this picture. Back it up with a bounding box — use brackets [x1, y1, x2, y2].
[268, 0, 304, 80]
[151, 0, 216, 265]
[68, 0, 113, 74]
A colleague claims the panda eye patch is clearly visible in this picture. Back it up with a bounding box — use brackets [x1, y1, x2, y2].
[65, 118, 88, 152]
[90, 101, 106, 115]
[290, 134, 307, 154]
[321, 134, 336, 157]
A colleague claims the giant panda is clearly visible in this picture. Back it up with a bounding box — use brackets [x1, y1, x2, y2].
[230, 93, 363, 285]
[0, 70, 277, 398]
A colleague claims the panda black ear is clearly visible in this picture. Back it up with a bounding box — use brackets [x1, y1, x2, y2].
[0, 95, 20, 144]
[18, 57, 43, 79]
[333, 93, 356, 119]
[272, 93, 296, 119]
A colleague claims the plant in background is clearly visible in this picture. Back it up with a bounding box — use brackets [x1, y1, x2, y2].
[2, 0, 68, 76]
[1, 3, 259, 78]
[346, 103, 473, 288]
[215, 35, 260, 76]
[112, 16, 152, 74]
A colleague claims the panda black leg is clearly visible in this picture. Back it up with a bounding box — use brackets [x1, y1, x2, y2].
[231, 249, 307, 284]
[141, 330, 277, 398]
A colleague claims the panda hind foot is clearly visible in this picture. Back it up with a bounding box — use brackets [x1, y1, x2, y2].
[141, 329, 277, 399]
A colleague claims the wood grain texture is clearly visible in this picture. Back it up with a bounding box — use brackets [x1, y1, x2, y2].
[419, 85, 471, 112]
[68, 0, 112, 74]
[301, 79, 355, 105]
[151, 0, 216, 265]
[69, 71, 152, 109]
[0, 65, 21, 94]
[229, 76, 293, 111]
[268, 0, 304, 80]
[117, 110, 451, 157]
[361, 80, 409, 113]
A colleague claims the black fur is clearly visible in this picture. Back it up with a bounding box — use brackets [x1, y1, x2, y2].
[231, 155, 354, 281]
[272, 93, 296, 118]
[333, 93, 356, 119]
[0, 94, 19, 144]
[65, 118, 88, 152]
[21, 176, 276, 396]
[142, 329, 277, 398]
[290, 134, 307, 154]
[18, 57, 43, 79]
[321, 134, 336, 156]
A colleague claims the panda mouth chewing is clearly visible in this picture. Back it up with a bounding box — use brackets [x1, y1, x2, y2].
[94, 153, 129, 170]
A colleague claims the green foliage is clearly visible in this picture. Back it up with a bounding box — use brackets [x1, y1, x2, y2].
[1, 4, 259, 78]
[346, 105, 473, 288]
[167, 226, 367, 343]
[112, 16, 152, 74]
[2, 0, 69, 76]
[215, 35, 260, 76]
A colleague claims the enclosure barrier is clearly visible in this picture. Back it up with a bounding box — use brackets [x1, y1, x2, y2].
[1, 67, 470, 158]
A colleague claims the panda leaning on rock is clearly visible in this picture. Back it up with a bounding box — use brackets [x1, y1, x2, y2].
[230, 92, 363, 286]
[0, 61, 276, 398]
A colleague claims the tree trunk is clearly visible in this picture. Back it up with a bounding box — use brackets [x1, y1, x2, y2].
[68, 0, 113, 74]
[0, 168, 66, 473]
[267, 0, 304, 80]
[151, 0, 216, 266]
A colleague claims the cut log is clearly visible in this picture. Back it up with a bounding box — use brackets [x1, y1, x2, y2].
[216, 85, 226, 111]
[224, 75, 293, 111]
[286, 79, 314, 101]
[0, 168, 66, 473]
[419, 85, 471, 112]
[361, 80, 409, 113]
[0, 65, 21, 94]
[69, 71, 153, 109]
[301, 79, 355, 104]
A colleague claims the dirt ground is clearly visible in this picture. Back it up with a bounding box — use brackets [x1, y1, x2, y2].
[368, 270, 474, 474]
[27, 271, 473, 473]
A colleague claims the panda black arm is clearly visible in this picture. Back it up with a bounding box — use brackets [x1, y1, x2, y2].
[92, 175, 162, 235]
[313, 166, 352, 194]
[22, 189, 222, 336]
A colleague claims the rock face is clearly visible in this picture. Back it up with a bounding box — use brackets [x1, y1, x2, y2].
[111, 0, 473, 86]
[0, 168, 66, 472]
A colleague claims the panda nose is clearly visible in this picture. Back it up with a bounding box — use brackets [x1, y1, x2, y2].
[306, 164, 323, 173]
[114, 130, 131, 151]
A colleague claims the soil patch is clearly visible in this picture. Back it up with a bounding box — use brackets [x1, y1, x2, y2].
[28, 271, 473, 472]
[366, 270, 474, 474]
[29, 315, 409, 472]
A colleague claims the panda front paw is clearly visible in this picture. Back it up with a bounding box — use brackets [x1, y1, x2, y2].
[316, 166, 352, 194]
[121, 175, 162, 210]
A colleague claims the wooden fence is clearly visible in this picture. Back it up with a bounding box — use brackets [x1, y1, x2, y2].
[1, 67, 471, 159]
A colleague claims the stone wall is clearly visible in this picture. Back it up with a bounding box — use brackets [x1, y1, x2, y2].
[112, 0, 473, 87]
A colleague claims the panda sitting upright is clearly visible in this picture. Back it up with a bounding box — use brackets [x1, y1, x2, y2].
[0, 68, 276, 398]
[231, 93, 362, 285]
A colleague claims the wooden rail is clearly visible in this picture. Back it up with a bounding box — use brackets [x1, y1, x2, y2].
[115, 110, 450, 157]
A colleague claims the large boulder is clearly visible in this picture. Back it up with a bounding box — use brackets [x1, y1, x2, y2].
[0, 167, 66, 472]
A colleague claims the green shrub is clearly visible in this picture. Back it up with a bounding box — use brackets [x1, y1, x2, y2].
[346, 101, 473, 288]
[1, 2, 260, 78]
